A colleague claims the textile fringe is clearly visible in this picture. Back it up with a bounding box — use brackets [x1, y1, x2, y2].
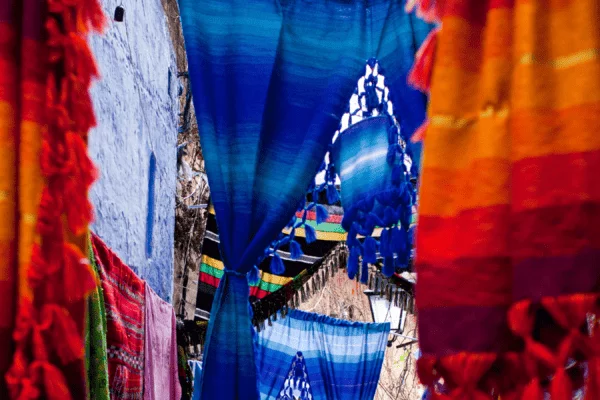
[253, 244, 347, 330]
[417, 293, 600, 399]
[408, 27, 439, 94]
[7, 1, 104, 399]
[405, 0, 445, 24]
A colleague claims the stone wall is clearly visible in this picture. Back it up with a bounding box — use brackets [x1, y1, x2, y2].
[88, 0, 178, 301]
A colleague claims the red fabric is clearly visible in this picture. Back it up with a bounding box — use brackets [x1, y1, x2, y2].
[408, 27, 439, 93]
[4, 0, 103, 398]
[412, 0, 600, 397]
[92, 234, 146, 400]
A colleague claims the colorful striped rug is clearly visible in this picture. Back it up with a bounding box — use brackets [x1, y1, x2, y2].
[196, 205, 346, 313]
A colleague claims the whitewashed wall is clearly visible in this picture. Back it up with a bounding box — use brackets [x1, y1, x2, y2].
[88, 0, 178, 301]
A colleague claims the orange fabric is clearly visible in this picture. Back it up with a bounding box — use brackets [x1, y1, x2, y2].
[0, 18, 18, 400]
[0, 1, 104, 399]
[413, 0, 600, 397]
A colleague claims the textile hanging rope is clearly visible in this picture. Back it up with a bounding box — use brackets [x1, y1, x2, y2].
[409, 0, 600, 398]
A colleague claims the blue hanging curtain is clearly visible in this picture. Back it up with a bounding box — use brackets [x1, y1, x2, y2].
[178, 1, 432, 398]
[255, 310, 389, 399]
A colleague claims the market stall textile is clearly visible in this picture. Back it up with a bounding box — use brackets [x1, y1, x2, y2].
[2, 0, 103, 398]
[86, 239, 110, 400]
[412, 0, 600, 397]
[255, 309, 389, 400]
[196, 206, 346, 312]
[92, 234, 146, 400]
[143, 282, 181, 400]
[179, 1, 431, 397]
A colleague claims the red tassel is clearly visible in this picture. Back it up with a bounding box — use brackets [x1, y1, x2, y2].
[408, 27, 439, 93]
[60, 243, 98, 303]
[521, 379, 544, 400]
[411, 120, 429, 143]
[550, 368, 572, 400]
[32, 361, 73, 400]
[585, 357, 600, 400]
[39, 305, 84, 364]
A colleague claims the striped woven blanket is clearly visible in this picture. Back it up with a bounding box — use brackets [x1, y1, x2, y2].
[196, 205, 346, 313]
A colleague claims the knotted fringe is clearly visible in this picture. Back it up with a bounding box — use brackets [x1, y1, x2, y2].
[408, 27, 439, 94]
[417, 293, 600, 399]
[7, 1, 104, 399]
[252, 244, 347, 331]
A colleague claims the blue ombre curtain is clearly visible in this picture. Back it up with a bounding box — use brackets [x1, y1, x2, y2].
[255, 310, 389, 399]
[178, 1, 432, 398]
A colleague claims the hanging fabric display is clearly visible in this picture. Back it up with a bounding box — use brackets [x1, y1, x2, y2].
[92, 234, 146, 400]
[255, 309, 389, 400]
[178, 1, 432, 398]
[143, 282, 181, 400]
[329, 61, 417, 283]
[86, 239, 110, 400]
[409, 0, 600, 398]
[196, 204, 346, 312]
[2, 0, 104, 398]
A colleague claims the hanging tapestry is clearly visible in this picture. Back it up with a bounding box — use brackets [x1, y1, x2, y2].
[196, 205, 346, 312]
[255, 309, 389, 400]
[143, 282, 181, 400]
[409, 0, 600, 398]
[179, 0, 432, 397]
[277, 352, 314, 400]
[3, 0, 103, 398]
[92, 234, 146, 400]
[86, 238, 110, 400]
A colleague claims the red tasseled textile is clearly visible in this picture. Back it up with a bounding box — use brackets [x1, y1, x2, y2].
[411, 0, 600, 398]
[2, 0, 104, 398]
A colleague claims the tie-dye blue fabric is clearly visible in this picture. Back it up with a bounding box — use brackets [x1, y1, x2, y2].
[178, 1, 432, 398]
[255, 310, 389, 400]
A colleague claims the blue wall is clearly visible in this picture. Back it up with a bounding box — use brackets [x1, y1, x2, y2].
[88, 0, 178, 301]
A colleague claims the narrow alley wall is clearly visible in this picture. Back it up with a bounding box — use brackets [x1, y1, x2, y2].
[88, 0, 178, 301]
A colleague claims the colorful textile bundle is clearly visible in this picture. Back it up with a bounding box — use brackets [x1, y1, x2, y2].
[1, 0, 103, 398]
[412, 0, 600, 398]
[255, 309, 389, 400]
[92, 234, 146, 400]
[143, 282, 181, 400]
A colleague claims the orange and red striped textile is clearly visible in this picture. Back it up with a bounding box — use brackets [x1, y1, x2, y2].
[411, 0, 600, 398]
[0, 1, 103, 398]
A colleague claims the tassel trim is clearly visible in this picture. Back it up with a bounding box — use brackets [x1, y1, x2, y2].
[418, 293, 600, 399]
[408, 27, 440, 94]
[7, 1, 104, 398]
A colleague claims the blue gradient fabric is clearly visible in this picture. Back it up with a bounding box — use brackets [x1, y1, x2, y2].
[178, 1, 432, 398]
[255, 310, 389, 400]
[331, 115, 416, 279]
